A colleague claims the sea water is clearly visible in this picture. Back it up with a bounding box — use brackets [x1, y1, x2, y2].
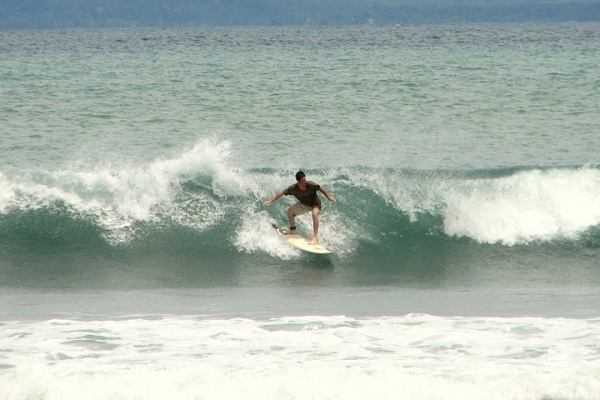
[1, 24, 600, 399]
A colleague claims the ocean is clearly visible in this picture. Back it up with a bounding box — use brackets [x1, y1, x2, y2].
[1, 23, 600, 399]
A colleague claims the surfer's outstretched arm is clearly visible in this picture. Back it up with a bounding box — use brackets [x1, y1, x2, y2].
[319, 186, 336, 202]
[263, 192, 284, 206]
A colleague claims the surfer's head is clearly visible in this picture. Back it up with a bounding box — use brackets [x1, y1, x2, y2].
[295, 170, 306, 182]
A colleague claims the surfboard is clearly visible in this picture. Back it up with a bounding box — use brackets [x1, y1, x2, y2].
[272, 225, 332, 254]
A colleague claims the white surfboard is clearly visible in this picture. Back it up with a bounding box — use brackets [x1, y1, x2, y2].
[273, 225, 332, 254]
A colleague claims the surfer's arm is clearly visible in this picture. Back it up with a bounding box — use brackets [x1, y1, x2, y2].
[319, 186, 336, 202]
[263, 191, 285, 206]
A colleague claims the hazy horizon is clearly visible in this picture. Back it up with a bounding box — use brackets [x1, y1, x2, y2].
[2, 0, 600, 30]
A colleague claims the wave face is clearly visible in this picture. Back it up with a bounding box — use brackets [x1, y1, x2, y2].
[2, 139, 600, 287]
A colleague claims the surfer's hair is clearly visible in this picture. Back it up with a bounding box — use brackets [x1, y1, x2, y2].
[295, 171, 306, 181]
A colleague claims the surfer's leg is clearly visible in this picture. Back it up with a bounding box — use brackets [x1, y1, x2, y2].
[287, 207, 296, 233]
[288, 203, 312, 234]
[308, 207, 319, 245]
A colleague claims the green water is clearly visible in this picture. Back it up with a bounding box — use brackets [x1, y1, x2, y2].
[1, 24, 599, 171]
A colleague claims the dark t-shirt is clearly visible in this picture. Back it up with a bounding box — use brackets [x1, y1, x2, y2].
[283, 181, 321, 209]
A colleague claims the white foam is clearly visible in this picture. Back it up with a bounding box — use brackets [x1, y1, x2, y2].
[0, 138, 251, 244]
[234, 205, 359, 259]
[355, 167, 600, 245]
[444, 168, 600, 244]
[1, 315, 599, 400]
[234, 208, 301, 259]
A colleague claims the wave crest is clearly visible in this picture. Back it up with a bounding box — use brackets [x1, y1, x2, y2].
[2, 140, 600, 252]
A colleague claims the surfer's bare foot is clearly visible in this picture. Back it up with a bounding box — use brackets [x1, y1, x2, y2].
[308, 238, 318, 245]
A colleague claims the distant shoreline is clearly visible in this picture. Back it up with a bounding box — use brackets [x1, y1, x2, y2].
[2, 0, 599, 30]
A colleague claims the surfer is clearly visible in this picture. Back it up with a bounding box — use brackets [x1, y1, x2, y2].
[263, 171, 336, 245]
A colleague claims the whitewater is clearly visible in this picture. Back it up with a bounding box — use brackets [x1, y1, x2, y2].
[1, 23, 600, 399]
[2, 314, 599, 400]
